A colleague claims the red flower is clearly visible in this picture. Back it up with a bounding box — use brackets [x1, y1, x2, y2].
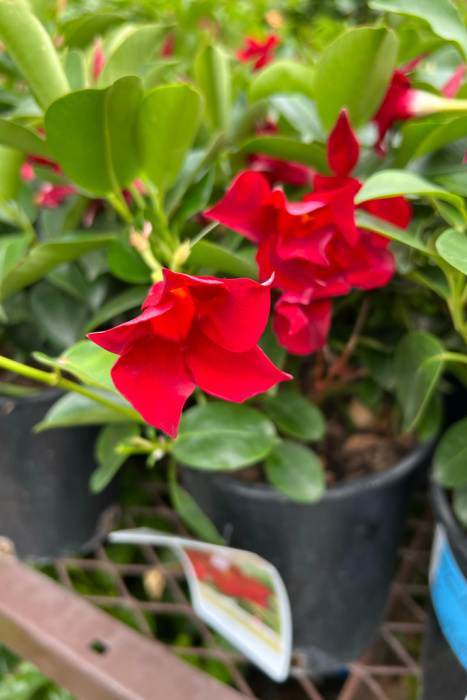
[92, 37, 106, 82]
[88, 270, 291, 437]
[249, 154, 313, 187]
[373, 57, 467, 152]
[35, 183, 77, 208]
[274, 296, 331, 355]
[20, 163, 34, 182]
[161, 34, 175, 57]
[205, 110, 411, 354]
[237, 34, 279, 71]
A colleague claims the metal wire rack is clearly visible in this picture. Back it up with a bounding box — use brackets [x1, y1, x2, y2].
[36, 481, 433, 700]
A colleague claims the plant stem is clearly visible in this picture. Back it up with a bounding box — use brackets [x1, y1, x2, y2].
[107, 192, 134, 224]
[0, 354, 141, 422]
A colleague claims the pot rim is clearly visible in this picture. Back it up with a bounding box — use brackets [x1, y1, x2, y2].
[430, 477, 467, 565]
[184, 438, 435, 503]
[0, 387, 63, 406]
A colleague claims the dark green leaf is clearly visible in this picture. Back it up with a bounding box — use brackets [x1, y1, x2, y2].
[395, 331, 445, 432]
[264, 390, 325, 441]
[433, 417, 467, 487]
[417, 391, 442, 441]
[173, 402, 276, 471]
[107, 230, 152, 284]
[30, 281, 87, 350]
[84, 285, 148, 333]
[45, 76, 143, 195]
[35, 392, 132, 432]
[265, 440, 324, 502]
[169, 468, 224, 544]
[314, 27, 398, 129]
[453, 483, 467, 528]
[91, 423, 140, 492]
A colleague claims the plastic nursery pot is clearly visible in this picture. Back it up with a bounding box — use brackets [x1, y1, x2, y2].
[421, 480, 467, 700]
[183, 439, 434, 676]
[0, 390, 119, 562]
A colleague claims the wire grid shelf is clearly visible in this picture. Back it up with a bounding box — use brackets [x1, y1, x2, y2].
[43, 482, 433, 700]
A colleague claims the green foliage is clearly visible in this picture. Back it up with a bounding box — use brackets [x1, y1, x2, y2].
[194, 44, 232, 132]
[265, 440, 325, 502]
[248, 60, 315, 101]
[264, 389, 325, 441]
[91, 423, 140, 492]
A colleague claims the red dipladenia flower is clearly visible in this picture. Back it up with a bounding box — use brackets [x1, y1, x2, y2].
[35, 183, 77, 208]
[92, 37, 106, 82]
[88, 270, 291, 437]
[373, 57, 467, 152]
[236, 34, 279, 71]
[206, 109, 411, 354]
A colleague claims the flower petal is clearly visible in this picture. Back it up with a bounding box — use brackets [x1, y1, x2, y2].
[88, 304, 173, 355]
[186, 329, 291, 402]
[204, 171, 276, 244]
[111, 337, 196, 438]
[273, 297, 331, 355]
[198, 277, 272, 352]
[327, 109, 359, 177]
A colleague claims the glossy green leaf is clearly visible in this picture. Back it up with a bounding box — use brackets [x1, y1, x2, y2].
[264, 390, 325, 442]
[240, 136, 329, 173]
[137, 84, 203, 192]
[169, 468, 224, 544]
[453, 483, 467, 527]
[194, 44, 231, 131]
[0, 145, 22, 201]
[412, 115, 467, 161]
[0, 233, 29, 282]
[173, 402, 276, 471]
[369, 0, 467, 60]
[45, 76, 143, 195]
[35, 392, 131, 432]
[99, 24, 165, 86]
[30, 281, 87, 350]
[35, 339, 116, 391]
[107, 231, 152, 284]
[63, 12, 126, 48]
[356, 170, 465, 212]
[84, 285, 149, 333]
[91, 423, 140, 492]
[355, 210, 433, 255]
[187, 239, 257, 279]
[265, 440, 324, 502]
[417, 391, 442, 441]
[64, 49, 86, 91]
[0, 118, 50, 157]
[0, 1, 68, 109]
[395, 331, 445, 432]
[249, 60, 314, 101]
[436, 229, 467, 274]
[433, 417, 467, 487]
[314, 27, 398, 129]
[0, 232, 116, 301]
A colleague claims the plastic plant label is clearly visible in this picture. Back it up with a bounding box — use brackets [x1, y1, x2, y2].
[109, 528, 292, 681]
[430, 524, 467, 671]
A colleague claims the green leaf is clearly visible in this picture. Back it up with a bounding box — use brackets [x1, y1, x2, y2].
[34, 339, 117, 392]
[356, 170, 465, 213]
[187, 239, 257, 279]
[395, 331, 445, 432]
[173, 402, 276, 471]
[194, 44, 231, 132]
[91, 423, 140, 492]
[369, 0, 467, 61]
[30, 281, 87, 350]
[107, 230, 152, 284]
[264, 390, 325, 442]
[63, 48, 86, 91]
[63, 12, 126, 49]
[453, 483, 467, 527]
[271, 95, 325, 140]
[249, 60, 315, 101]
[0, 232, 116, 301]
[433, 417, 467, 487]
[417, 391, 442, 441]
[45, 76, 143, 195]
[355, 210, 433, 255]
[240, 136, 329, 173]
[0, 118, 50, 157]
[137, 84, 203, 193]
[34, 392, 131, 432]
[99, 24, 165, 86]
[0, 1, 68, 109]
[169, 468, 224, 544]
[0, 661, 48, 700]
[171, 169, 215, 233]
[408, 265, 449, 299]
[0, 145, 22, 201]
[364, 349, 395, 390]
[436, 229, 467, 274]
[0, 232, 29, 282]
[314, 27, 398, 129]
[265, 440, 324, 502]
[411, 115, 467, 161]
[84, 285, 149, 333]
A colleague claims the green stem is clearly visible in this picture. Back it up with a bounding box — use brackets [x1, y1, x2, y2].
[0, 354, 142, 422]
[107, 192, 134, 224]
[129, 183, 146, 211]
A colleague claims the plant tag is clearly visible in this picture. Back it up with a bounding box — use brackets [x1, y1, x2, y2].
[430, 524, 467, 671]
[109, 527, 292, 681]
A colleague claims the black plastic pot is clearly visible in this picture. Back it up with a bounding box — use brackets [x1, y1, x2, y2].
[0, 390, 119, 562]
[183, 440, 433, 675]
[421, 481, 467, 700]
